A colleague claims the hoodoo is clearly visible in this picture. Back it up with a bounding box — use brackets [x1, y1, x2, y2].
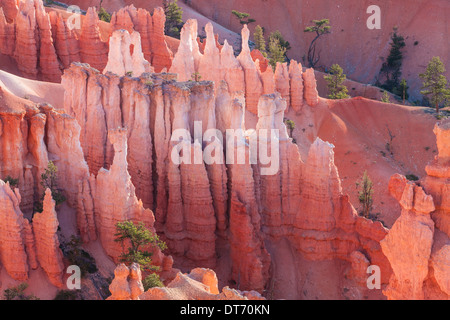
[0, 0, 447, 302]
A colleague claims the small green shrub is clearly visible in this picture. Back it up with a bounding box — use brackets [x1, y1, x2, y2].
[98, 7, 111, 23]
[53, 290, 79, 300]
[3, 176, 19, 188]
[143, 273, 164, 291]
[405, 174, 419, 181]
[284, 118, 295, 138]
[114, 221, 167, 272]
[357, 171, 373, 219]
[40, 161, 66, 207]
[191, 72, 202, 82]
[3, 283, 39, 300]
[62, 236, 97, 277]
[381, 91, 391, 103]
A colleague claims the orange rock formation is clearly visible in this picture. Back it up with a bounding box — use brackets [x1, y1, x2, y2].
[108, 264, 264, 300]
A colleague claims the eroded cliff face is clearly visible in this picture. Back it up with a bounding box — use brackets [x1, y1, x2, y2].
[0, 0, 173, 82]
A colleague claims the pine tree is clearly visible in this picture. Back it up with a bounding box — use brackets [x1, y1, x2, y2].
[268, 37, 286, 70]
[381, 91, 391, 103]
[163, 0, 183, 38]
[357, 171, 373, 219]
[399, 79, 409, 104]
[269, 30, 291, 53]
[231, 10, 256, 25]
[253, 25, 267, 57]
[419, 56, 450, 114]
[114, 221, 167, 272]
[324, 64, 349, 99]
[304, 19, 331, 68]
[379, 27, 405, 92]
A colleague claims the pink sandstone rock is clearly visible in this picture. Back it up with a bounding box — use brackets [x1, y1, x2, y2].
[198, 22, 221, 92]
[0, 180, 29, 280]
[289, 60, 303, 113]
[48, 11, 80, 70]
[107, 263, 132, 300]
[110, 4, 137, 34]
[258, 63, 275, 95]
[32, 189, 64, 287]
[103, 29, 153, 77]
[303, 68, 319, 106]
[40, 104, 91, 209]
[251, 49, 269, 73]
[28, 112, 48, 200]
[274, 62, 290, 111]
[82, 127, 156, 262]
[34, 0, 61, 82]
[0, 0, 18, 22]
[79, 7, 108, 72]
[22, 218, 38, 270]
[14, 0, 38, 79]
[0, 7, 15, 55]
[197, 32, 223, 54]
[423, 119, 450, 237]
[145, 7, 173, 72]
[129, 262, 145, 300]
[169, 19, 197, 81]
[139, 267, 265, 300]
[381, 174, 436, 300]
[236, 24, 263, 114]
[220, 39, 245, 97]
[431, 245, 450, 296]
[348, 250, 370, 286]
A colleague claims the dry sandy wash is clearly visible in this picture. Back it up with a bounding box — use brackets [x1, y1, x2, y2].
[0, 0, 448, 301]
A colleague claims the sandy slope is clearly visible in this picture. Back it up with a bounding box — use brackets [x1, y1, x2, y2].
[0, 69, 64, 108]
[287, 97, 438, 227]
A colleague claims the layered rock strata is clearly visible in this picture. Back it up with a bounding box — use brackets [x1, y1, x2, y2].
[0, 0, 173, 81]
